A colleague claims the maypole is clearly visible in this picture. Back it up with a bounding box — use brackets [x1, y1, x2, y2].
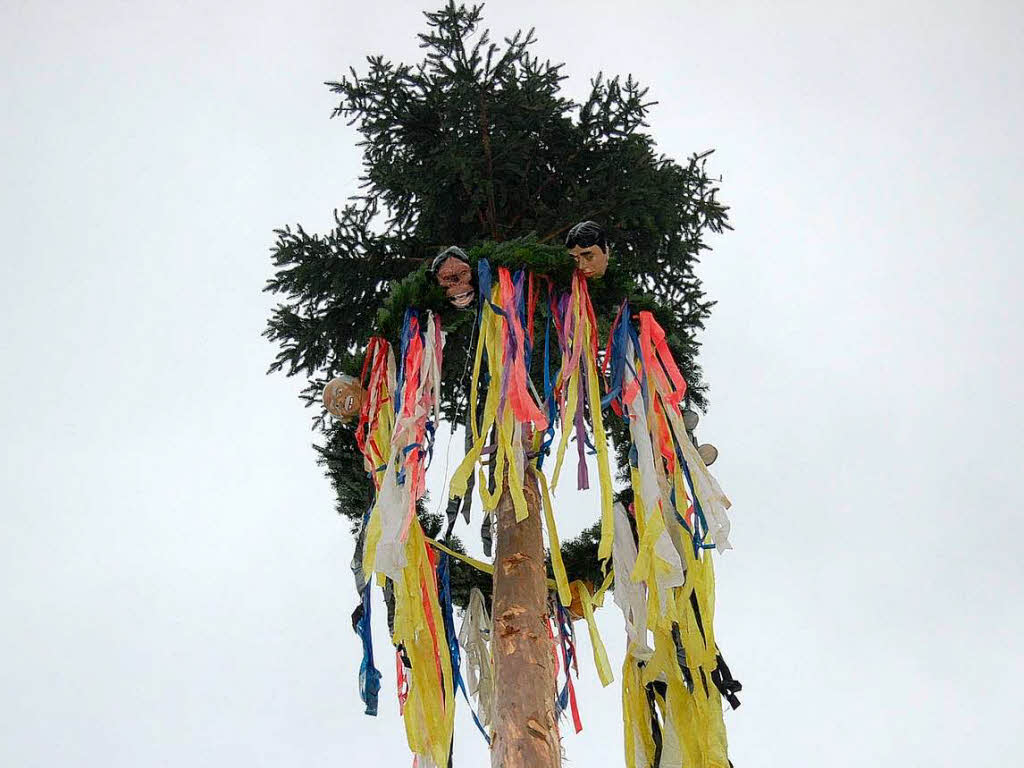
[266, 7, 743, 766]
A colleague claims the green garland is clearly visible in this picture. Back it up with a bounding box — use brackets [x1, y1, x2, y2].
[376, 235, 694, 353]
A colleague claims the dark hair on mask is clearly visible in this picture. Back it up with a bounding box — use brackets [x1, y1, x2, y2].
[430, 245, 470, 273]
[564, 220, 607, 251]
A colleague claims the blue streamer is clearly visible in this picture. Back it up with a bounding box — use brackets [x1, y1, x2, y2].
[393, 307, 416, 412]
[354, 584, 381, 716]
[554, 601, 578, 719]
[437, 553, 491, 744]
[601, 301, 632, 409]
[476, 258, 504, 317]
[537, 305, 558, 468]
[679, 456, 713, 555]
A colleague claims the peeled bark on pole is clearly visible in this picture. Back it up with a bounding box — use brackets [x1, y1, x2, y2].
[490, 468, 561, 768]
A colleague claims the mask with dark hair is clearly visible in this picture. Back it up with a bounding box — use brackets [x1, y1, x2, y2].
[565, 220, 610, 279]
[432, 246, 475, 309]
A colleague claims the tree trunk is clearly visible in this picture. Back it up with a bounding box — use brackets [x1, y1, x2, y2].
[490, 468, 561, 768]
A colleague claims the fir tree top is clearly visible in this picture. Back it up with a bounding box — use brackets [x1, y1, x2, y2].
[263, 1, 730, 599]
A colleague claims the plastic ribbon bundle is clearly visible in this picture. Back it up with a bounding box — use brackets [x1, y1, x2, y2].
[549, 271, 615, 568]
[617, 542, 733, 768]
[449, 261, 548, 523]
[392, 525, 456, 768]
[355, 335, 397, 489]
[364, 309, 444, 581]
[448, 263, 578, 610]
[553, 600, 583, 733]
[603, 304, 732, 575]
[348, 336, 396, 716]
[444, 266, 617, 728]
[604, 303, 739, 768]
[357, 310, 455, 768]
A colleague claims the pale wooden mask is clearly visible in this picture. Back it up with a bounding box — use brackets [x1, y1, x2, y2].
[323, 375, 366, 421]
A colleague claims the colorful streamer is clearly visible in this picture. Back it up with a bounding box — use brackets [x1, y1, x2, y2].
[549, 272, 615, 567]
[449, 261, 548, 522]
[356, 312, 458, 767]
[340, 273, 743, 768]
[603, 303, 740, 767]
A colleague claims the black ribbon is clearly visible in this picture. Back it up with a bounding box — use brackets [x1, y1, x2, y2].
[670, 623, 695, 693]
[644, 679, 666, 767]
[710, 651, 743, 709]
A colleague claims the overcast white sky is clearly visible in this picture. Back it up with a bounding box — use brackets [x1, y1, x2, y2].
[3, 1, 1023, 766]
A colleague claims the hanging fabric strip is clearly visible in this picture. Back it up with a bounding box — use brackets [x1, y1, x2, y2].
[537, 285, 559, 468]
[612, 501, 652, 660]
[549, 277, 586, 489]
[711, 651, 743, 710]
[555, 601, 583, 733]
[538, 472, 572, 607]
[635, 311, 733, 552]
[396, 649, 408, 714]
[621, 653, 657, 768]
[351, 582, 382, 716]
[572, 580, 614, 687]
[458, 588, 495, 734]
[424, 536, 563, 591]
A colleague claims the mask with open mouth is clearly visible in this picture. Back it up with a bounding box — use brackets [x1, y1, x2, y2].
[432, 246, 475, 309]
[323, 374, 366, 421]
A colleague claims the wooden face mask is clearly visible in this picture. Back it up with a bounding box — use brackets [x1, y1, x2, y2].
[323, 375, 366, 421]
[565, 220, 610, 279]
[433, 247, 475, 309]
[569, 243, 609, 279]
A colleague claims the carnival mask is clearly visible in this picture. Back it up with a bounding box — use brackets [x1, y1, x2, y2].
[566, 220, 610, 280]
[323, 374, 366, 421]
[433, 246, 475, 309]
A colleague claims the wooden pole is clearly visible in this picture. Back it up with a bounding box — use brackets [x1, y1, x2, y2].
[490, 468, 561, 768]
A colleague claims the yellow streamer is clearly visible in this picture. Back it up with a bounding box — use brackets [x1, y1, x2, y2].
[538, 472, 571, 607]
[424, 537, 494, 576]
[592, 567, 615, 606]
[572, 579, 613, 687]
[449, 298, 498, 502]
[448, 281, 531, 521]
[391, 522, 455, 767]
[621, 653, 657, 768]
[424, 535, 566, 591]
